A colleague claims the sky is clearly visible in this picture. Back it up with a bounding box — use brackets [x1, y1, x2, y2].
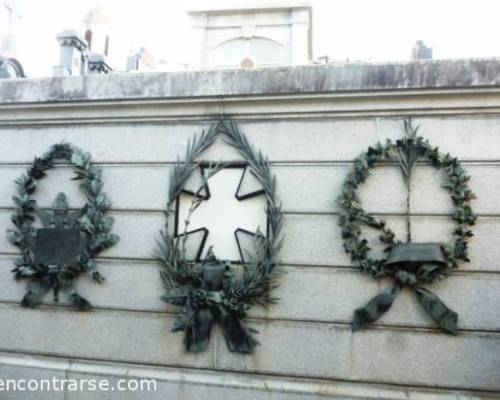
[8, 0, 500, 77]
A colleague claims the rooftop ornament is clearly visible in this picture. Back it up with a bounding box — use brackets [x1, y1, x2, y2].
[338, 119, 476, 334]
[0, 55, 25, 79]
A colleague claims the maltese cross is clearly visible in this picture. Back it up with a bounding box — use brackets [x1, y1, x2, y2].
[175, 166, 267, 262]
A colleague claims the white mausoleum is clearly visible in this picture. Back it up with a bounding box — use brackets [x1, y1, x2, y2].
[189, 0, 312, 69]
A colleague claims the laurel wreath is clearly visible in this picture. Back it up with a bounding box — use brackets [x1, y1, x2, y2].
[157, 120, 283, 353]
[338, 120, 476, 333]
[7, 143, 119, 310]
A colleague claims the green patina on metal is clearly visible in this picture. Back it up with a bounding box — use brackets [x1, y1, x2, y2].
[7, 143, 119, 310]
[338, 120, 476, 334]
[156, 120, 283, 354]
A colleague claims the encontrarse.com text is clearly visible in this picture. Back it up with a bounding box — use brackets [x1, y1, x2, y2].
[0, 377, 157, 392]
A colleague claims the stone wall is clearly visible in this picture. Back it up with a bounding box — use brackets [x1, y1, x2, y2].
[0, 60, 499, 399]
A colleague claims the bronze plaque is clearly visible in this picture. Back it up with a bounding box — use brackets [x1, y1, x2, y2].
[33, 228, 86, 265]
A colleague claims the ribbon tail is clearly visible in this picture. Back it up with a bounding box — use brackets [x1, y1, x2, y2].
[21, 276, 53, 308]
[61, 283, 91, 311]
[415, 287, 458, 335]
[185, 308, 214, 353]
[68, 293, 91, 311]
[219, 310, 258, 354]
[353, 284, 400, 331]
[52, 275, 60, 302]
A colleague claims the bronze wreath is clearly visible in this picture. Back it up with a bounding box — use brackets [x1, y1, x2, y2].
[338, 120, 476, 334]
[157, 120, 283, 353]
[7, 143, 119, 310]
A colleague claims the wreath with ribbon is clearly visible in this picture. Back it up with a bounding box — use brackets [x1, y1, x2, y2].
[7, 143, 119, 310]
[157, 120, 283, 353]
[338, 120, 476, 334]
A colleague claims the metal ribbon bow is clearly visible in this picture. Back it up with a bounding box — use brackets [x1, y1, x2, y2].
[353, 243, 458, 334]
[162, 254, 258, 353]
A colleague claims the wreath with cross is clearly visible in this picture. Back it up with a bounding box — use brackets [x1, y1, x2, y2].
[7, 143, 119, 310]
[338, 120, 476, 334]
[157, 120, 283, 353]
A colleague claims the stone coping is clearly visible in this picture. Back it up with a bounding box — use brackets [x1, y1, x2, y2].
[1, 58, 500, 104]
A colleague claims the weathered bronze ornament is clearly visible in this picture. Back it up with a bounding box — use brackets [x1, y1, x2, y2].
[32, 192, 88, 265]
[7, 143, 119, 310]
[163, 248, 258, 352]
[157, 120, 283, 353]
[338, 120, 476, 334]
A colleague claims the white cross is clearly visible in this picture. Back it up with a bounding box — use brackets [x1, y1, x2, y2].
[177, 167, 267, 261]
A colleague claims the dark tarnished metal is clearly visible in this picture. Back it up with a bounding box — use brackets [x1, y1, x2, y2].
[201, 257, 226, 291]
[33, 229, 87, 265]
[162, 249, 258, 353]
[159, 121, 283, 353]
[8, 143, 119, 310]
[34, 192, 85, 229]
[384, 243, 446, 270]
[31, 193, 88, 265]
[340, 120, 475, 335]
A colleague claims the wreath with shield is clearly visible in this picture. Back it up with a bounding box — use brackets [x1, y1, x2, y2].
[338, 120, 476, 334]
[7, 143, 119, 310]
[157, 120, 283, 353]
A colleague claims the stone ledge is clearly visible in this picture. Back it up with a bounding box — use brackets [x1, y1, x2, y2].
[0, 352, 494, 399]
[1, 58, 500, 104]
